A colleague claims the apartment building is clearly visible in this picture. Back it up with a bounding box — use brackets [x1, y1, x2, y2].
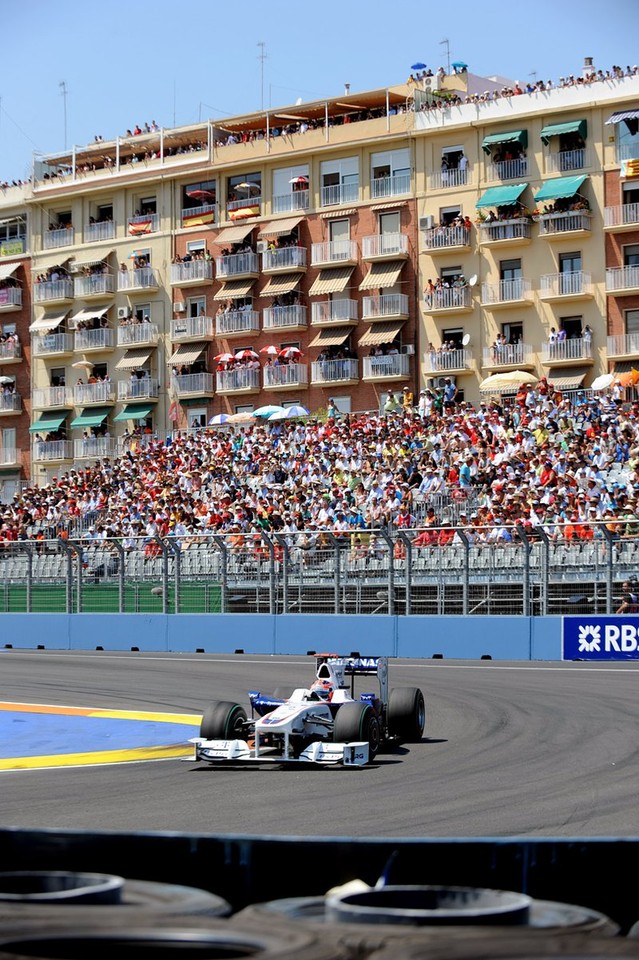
[0, 67, 638, 489]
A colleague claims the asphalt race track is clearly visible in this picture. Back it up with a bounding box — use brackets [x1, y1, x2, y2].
[2, 649, 639, 838]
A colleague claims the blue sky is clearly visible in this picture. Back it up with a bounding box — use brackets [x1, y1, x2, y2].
[1, 0, 638, 183]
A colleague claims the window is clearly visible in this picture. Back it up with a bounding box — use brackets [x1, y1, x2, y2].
[182, 180, 216, 209]
[330, 396, 351, 413]
[623, 244, 639, 267]
[280, 340, 301, 351]
[228, 174, 261, 203]
[559, 315, 583, 338]
[616, 119, 639, 161]
[53, 210, 72, 228]
[559, 252, 582, 273]
[441, 265, 462, 282]
[1, 322, 16, 337]
[626, 309, 639, 334]
[130, 248, 151, 265]
[320, 156, 359, 205]
[501, 322, 522, 344]
[187, 239, 206, 255]
[187, 297, 206, 318]
[97, 204, 113, 221]
[371, 148, 410, 196]
[439, 206, 461, 226]
[92, 362, 108, 380]
[442, 327, 464, 348]
[50, 367, 66, 387]
[623, 182, 639, 206]
[0, 216, 26, 255]
[379, 211, 400, 235]
[329, 219, 350, 242]
[134, 303, 151, 322]
[272, 165, 309, 212]
[188, 409, 207, 430]
[500, 258, 522, 281]
[2, 428, 16, 454]
[235, 404, 254, 414]
[138, 197, 157, 215]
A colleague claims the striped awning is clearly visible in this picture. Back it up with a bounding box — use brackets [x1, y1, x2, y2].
[309, 266, 354, 296]
[308, 327, 353, 347]
[168, 342, 208, 365]
[614, 360, 636, 373]
[0, 263, 20, 282]
[261, 273, 301, 297]
[320, 209, 356, 219]
[213, 278, 256, 300]
[115, 348, 153, 370]
[212, 223, 255, 245]
[358, 321, 404, 346]
[546, 368, 588, 391]
[606, 109, 639, 125]
[71, 305, 110, 324]
[70, 251, 114, 272]
[359, 260, 404, 291]
[29, 310, 68, 332]
[258, 216, 304, 239]
[370, 201, 407, 211]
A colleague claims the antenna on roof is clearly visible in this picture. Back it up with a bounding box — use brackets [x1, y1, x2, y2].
[439, 38, 450, 76]
[257, 41, 267, 111]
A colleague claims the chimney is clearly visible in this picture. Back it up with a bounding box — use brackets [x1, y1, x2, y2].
[582, 56, 594, 78]
[344, 83, 351, 95]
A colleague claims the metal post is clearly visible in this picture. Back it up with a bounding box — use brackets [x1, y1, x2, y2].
[325, 102, 329, 142]
[535, 526, 550, 616]
[274, 534, 289, 614]
[456, 529, 470, 615]
[58, 539, 73, 614]
[212, 535, 228, 612]
[378, 529, 396, 616]
[152, 536, 169, 614]
[22, 543, 33, 613]
[602, 526, 615, 614]
[398, 532, 412, 616]
[110, 538, 125, 613]
[386, 89, 390, 132]
[166, 539, 181, 615]
[516, 525, 531, 617]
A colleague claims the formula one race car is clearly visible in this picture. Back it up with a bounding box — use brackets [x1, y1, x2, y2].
[189, 654, 425, 767]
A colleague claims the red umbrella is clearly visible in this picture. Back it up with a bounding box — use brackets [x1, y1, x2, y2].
[235, 349, 260, 360]
[214, 352, 235, 363]
[288, 176, 309, 185]
[279, 347, 304, 360]
[187, 189, 216, 202]
[260, 345, 279, 356]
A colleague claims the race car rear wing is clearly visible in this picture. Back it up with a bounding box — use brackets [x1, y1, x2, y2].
[315, 655, 388, 703]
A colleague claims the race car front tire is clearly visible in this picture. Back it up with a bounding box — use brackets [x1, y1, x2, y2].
[388, 687, 425, 742]
[200, 701, 248, 741]
[333, 702, 380, 759]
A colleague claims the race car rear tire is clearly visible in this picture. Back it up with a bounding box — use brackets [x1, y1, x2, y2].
[200, 701, 248, 741]
[333, 702, 380, 759]
[388, 687, 425, 742]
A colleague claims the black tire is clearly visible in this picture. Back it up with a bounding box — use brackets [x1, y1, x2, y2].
[388, 687, 425, 742]
[333, 702, 380, 759]
[200, 701, 247, 741]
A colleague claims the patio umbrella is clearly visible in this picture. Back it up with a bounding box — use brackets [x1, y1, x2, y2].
[259, 345, 279, 356]
[268, 404, 309, 420]
[235, 349, 259, 361]
[252, 404, 286, 418]
[186, 189, 216, 202]
[0, 375, 14, 385]
[279, 346, 304, 360]
[72, 355, 94, 370]
[208, 413, 231, 425]
[234, 182, 260, 194]
[226, 412, 255, 423]
[411, 62, 427, 71]
[590, 373, 614, 391]
[288, 176, 308, 185]
[452, 61, 468, 70]
[479, 370, 538, 393]
[213, 352, 235, 363]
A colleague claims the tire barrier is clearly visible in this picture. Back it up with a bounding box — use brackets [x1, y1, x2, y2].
[325, 886, 533, 926]
[0, 872, 123, 905]
[366, 935, 639, 959]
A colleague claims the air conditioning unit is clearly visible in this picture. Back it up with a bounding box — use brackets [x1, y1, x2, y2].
[428, 375, 456, 390]
[424, 77, 433, 88]
[402, 344, 415, 355]
[419, 215, 435, 231]
[174, 301, 186, 313]
[117, 307, 129, 320]
[256, 240, 268, 254]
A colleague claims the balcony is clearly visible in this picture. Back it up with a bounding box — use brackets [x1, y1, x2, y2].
[74, 328, 115, 352]
[320, 182, 359, 207]
[117, 267, 160, 292]
[371, 173, 410, 199]
[73, 275, 116, 299]
[607, 333, 639, 360]
[538, 211, 592, 237]
[362, 353, 410, 381]
[43, 227, 74, 249]
[73, 437, 119, 460]
[541, 338, 593, 365]
[311, 240, 358, 267]
[174, 372, 215, 398]
[117, 378, 160, 401]
[422, 225, 470, 253]
[117, 322, 160, 346]
[0, 447, 19, 467]
[127, 213, 159, 234]
[423, 349, 472, 375]
[272, 191, 309, 214]
[73, 382, 116, 405]
[226, 196, 262, 218]
[181, 203, 217, 228]
[0, 393, 21, 415]
[424, 287, 473, 314]
[362, 233, 408, 261]
[429, 168, 471, 191]
[32, 440, 73, 462]
[31, 333, 74, 358]
[540, 272, 593, 302]
[482, 343, 535, 371]
[215, 252, 259, 279]
[84, 221, 116, 243]
[606, 265, 639, 295]
[487, 159, 528, 182]
[481, 279, 533, 308]
[32, 386, 73, 409]
[263, 362, 308, 391]
[214, 309, 260, 337]
[478, 218, 532, 245]
[170, 261, 214, 286]
[261, 247, 307, 273]
[170, 317, 213, 342]
[311, 299, 358, 326]
[0, 341, 21, 364]
[362, 293, 409, 321]
[311, 358, 359, 385]
[263, 305, 307, 331]
[33, 279, 74, 304]
[216, 367, 260, 395]
[0, 237, 25, 258]
[0, 287, 22, 312]
[546, 149, 588, 174]
[604, 203, 639, 231]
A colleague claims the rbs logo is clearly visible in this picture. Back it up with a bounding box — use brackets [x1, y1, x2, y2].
[564, 618, 639, 660]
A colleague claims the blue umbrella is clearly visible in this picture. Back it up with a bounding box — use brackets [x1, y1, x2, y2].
[268, 404, 310, 420]
[452, 61, 468, 70]
[411, 62, 427, 71]
[208, 414, 230, 425]
[252, 405, 286, 418]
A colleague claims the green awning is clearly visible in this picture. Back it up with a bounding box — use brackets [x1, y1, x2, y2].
[114, 403, 154, 422]
[482, 129, 528, 154]
[70, 407, 111, 429]
[534, 175, 588, 203]
[540, 119, 587, 145]
[29, 412, 67, 434]
[476, 183, 528, 209]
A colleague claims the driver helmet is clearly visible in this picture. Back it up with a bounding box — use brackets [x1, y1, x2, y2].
[310, 679, 334, 701]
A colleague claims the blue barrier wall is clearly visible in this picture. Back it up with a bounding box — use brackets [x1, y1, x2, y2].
[0, 614, 564, 659]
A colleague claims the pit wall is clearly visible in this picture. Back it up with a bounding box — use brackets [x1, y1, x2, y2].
[0, 614, 560, 659]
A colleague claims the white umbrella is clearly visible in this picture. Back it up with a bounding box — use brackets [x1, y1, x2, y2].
[252, 405, 286, 417]
[72, 355, 94, 371]
[268, 404, 310, 420]
[590, 373, 614, 391]
[208, 413, 231, 425]
[0, 375, 14, 385]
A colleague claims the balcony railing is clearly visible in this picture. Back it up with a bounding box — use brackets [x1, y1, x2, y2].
[170, 261, 214, 284]
[481, 278, 533, 305]
[605, 203, 639, 228]
[32, 386, 73, 408]
[423, 226, 470, 250]
[33, 279, 74, 303]
[174, 372, 214, 395]
[546, 149, 587, 173]
[362, 234, 408, 258]
[170, 317, 213, 341]
[32, 334, 74, 357]
[117, 267, 159, 291]
[483, 343, 534, 367]
[73, 275, 116, 298]
[227, 196, 262, 214]
[363, 354, 410, 378]
[117, 378, 159, 400]
[216, 368, 260, 392]
[0, 287, 22, 309]
[0, 341, 21, 361]
[479, 218, 532, 242]
[117, 322, 160, 346]
[311, 359, 359, 383]
[606, 265, 639, 293]
[215, 309, 260, 336]
[127, 213, 159, 234]
[487, 159, 528, 181]
[607, 333, 639, 357]
[263, 362, 308, 388]
[320, 182, 359, 206]
[43, 227, 74, 249]
[311, 239, 357, 265]
[428, 168, 471, 190]
[73, 438, 119, 459]
[311, 300, 358, 324]
[74, 328, 115, 351]
[540, 272, 592, 298]
[371, 173, 411, 198]
[423, 349, 471, 373]
[425, 287, 472, 311]
[541, 338, 592, 363]
[0, 393, 21, 413]
[616, 143, 639, 163]
[32, 440, 73, 461]
[215, 252, 258, 278]
[73, 382, 115, 405]
[262, 247, 307, 271]
[181, 203, 217, 226]
[84, 221, 116, 242]
[362, 293, 409, 319]
[538, 211, 592, 235]
[263, 305, 307, 329]
[272, 190, 309, 213]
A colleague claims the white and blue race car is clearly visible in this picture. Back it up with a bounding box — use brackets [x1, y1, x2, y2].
[190, 654, 425, 767]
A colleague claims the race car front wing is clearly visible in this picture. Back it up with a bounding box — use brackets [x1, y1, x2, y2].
[189, 738, 370, 766]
